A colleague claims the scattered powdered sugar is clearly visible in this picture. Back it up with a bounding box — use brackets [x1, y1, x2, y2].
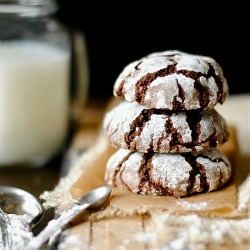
[57, 232, 85, 250]
[110, 213, 250, 250]
[152, 213, 250, 249]
[0, 213, 34, 250]
[175, 200, 208, 210]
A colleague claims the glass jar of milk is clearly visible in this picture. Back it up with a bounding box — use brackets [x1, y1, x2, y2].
[0, 0, 78, 167]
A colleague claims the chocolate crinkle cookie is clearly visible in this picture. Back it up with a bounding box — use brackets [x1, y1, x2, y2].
[113, 50, 229, 110]
[105, 148, 232, 198]
[103, 101, 229, 153]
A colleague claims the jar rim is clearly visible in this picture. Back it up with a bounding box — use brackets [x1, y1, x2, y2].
[0, 0, 59, 17]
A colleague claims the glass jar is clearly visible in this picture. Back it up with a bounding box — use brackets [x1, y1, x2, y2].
[0, 0, 77, 167]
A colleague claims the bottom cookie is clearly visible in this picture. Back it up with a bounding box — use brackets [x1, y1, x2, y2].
[105, 148, 232, 198]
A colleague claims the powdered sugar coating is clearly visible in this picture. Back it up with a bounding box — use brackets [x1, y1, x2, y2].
[114, 50, 228, 110]
[193, 149, 232, 191]
[105, 148, 231, 198]
[103, 101, 229, 153]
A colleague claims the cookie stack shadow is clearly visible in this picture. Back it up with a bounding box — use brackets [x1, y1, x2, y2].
[103, 50, 232, 198]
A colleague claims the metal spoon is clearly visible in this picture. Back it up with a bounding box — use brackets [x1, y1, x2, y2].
[0, 185, 43, 228]
[27, 185, 112, 250]
[0, 185, 44, 249]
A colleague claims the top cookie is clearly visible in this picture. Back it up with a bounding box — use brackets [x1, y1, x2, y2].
[114, 50, 229, 110]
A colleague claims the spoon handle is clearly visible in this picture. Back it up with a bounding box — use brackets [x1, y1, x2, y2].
[27, 202, 90, 249]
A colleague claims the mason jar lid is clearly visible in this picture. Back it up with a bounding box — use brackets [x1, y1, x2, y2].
[0, 0, 59, 17]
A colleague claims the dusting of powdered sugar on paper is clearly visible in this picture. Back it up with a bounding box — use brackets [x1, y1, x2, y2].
[0, 213, 34, 250]
[175, 200, 208, 210]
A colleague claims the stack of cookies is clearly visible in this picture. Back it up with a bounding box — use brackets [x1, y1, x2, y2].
[103, 50, 232, 198]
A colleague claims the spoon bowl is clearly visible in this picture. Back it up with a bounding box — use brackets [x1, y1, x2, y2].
[0, 185, 43, 228]
[77, 185, 112, 209]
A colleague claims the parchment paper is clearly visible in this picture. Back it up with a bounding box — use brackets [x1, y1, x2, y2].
[69, 124, 239, 218]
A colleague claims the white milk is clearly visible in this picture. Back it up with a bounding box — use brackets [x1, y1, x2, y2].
[0, 40, 70, 167]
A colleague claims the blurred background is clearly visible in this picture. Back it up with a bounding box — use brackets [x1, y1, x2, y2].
[0, 1, 248, 240]
[55, 2, 249, 100]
